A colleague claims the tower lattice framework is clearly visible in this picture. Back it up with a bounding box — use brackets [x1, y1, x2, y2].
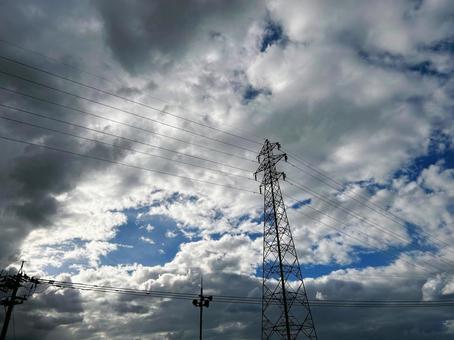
[255, 140, 317, 340]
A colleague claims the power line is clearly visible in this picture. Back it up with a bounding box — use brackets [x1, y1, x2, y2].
[283, 198, 438, 277]
[0, 114, 255, 182]
[284, 194, 450, 277]
[284, 179, 454, 271]
[0, 102, 252, 173]
[0, 38, 117, 86]
[3, 50, 447, 253]
[0, 104, 254, 177]
[0, 38, 264, 143]
[0, 135, 259, 195]
[3, 272, 447, 307]
[284, 197, 376, 248]
[0, 85, 256, 164]
[285, 179, 410, 243]
[285, 158, 454, 251]
[286, 194, 452, 275]
[286, 159, 406, 224]
[0, 69, 257, 156]
[283, 150, 351, 188]
[35, 278, 454, 308]
[284, 150, 437, 235]
[7, 56, 450, 258]
[318, 273, 432, 280]
[285, 192, 409, 251]
[0, 54, 260, 147]
[38, 279, 264, 306]
[285, 178, 454, 269]
[39, 278, 435, 302]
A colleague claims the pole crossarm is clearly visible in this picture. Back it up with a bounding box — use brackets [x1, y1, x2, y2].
[255, 140, 317, 340]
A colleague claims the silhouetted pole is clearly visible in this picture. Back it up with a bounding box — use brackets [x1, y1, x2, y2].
[199, 281, 203, 340]
[0, 262, 24, 340]
[0, 282, 19, 340]
[192, 277, 212, 340]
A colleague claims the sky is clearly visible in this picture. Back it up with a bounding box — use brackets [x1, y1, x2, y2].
[0, 0, 453, 339]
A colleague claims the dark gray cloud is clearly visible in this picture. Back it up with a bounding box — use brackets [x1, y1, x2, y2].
[309, 275, 454, 340]
[6, 270, 454, 340]
[94, 0, 265, 74]
[6, 289, 84, 339]
[0, 46, 132, 267]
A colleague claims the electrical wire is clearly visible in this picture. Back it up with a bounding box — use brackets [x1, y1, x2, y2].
[0, 38, 265, 143]
[285, 179, 409, 243]
[0, 55, 260, 147]
[0, 113, 254, 182]
[0, 85, 256, 164]
[3, 48, 447, 257]
[283, 150, 353, 188]
[0, 135, 259, 195]
[0, 102, 253, 173]
[0, 38, 117, 86]
[36, 278, 454, 308]
[2, 48, 451, 309]
[284, 194, 450, 277]
[284, 150, 452, 245]
[285, 179, 454, 269]
[285, 192, 408, 251]
[286, 159, 407, 224]
[285, 157, 454, 251]
[0, 69, 256, 157]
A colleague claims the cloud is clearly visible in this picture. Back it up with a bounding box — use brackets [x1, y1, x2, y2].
[0, 59, 131, 267]
[10, 245, 454, 339]
[94, 0, 266, 74]
[139, 236, 155, 245]
[165, 230, 177, 238]
[140, 223, 155, 232]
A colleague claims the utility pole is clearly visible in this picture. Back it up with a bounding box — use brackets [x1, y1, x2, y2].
[0, 262, 38, 340]
[192, 277, 212, 340]
[255, 140, 317, 340]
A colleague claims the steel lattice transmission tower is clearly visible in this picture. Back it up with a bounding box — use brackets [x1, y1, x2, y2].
[255, 140, 317, 340]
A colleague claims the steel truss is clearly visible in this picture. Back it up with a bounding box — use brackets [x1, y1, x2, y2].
[255, 140, 317, 340]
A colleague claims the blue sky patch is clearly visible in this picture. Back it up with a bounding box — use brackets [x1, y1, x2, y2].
[393, 130, 454, 183]
[242, 84, 271, 103]
[301, 250, 397, 278]
[101, 206, 193, 267]
[291, 198, 312, 209]
[300, 237, 435, 279]
[422, 36, 454, 54]
[260, 20, 286, 52]
[358, 50, 450, 79]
